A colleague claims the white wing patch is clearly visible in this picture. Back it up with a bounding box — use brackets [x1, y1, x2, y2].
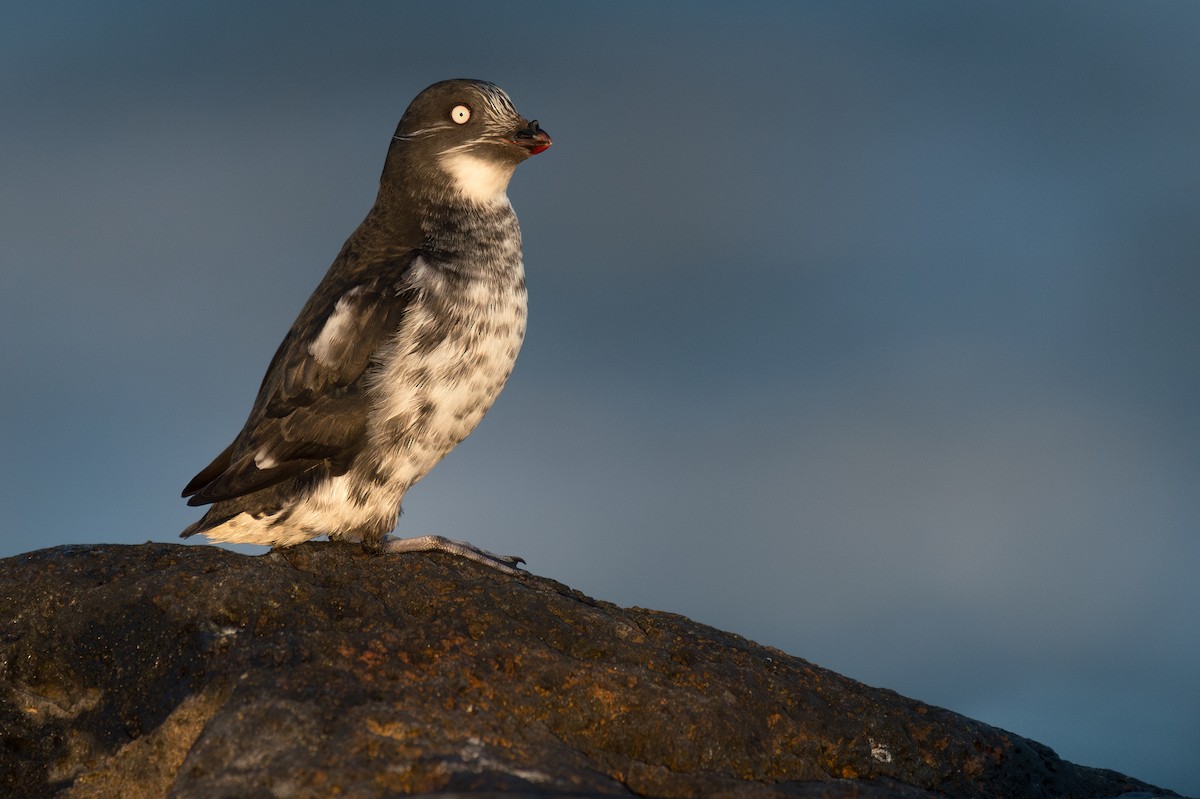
[308, 287, 365, 366]
[254, 448, 278, 470]
[439, 151, 516, 207]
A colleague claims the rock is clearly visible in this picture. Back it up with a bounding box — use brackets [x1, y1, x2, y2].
[0, 543, 1177, 798]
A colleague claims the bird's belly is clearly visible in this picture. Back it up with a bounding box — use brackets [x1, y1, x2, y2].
[366, 286, 527, 493]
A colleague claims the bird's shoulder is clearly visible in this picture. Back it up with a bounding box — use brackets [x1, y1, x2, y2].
[265, 255, 420, 408]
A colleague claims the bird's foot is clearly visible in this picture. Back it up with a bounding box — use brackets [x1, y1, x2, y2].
[379, 534, 527, 577]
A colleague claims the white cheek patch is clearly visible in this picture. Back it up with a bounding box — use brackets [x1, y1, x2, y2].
[308, 287, 365, 366]
[438, 151, 515, 206]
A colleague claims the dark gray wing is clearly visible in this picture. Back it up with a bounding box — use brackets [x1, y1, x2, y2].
[182, 258, 420, 506]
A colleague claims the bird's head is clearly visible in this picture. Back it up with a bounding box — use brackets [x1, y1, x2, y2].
[387, 79, 552, 207]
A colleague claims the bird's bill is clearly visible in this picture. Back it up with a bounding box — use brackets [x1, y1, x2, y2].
[513, 120, 552, 155]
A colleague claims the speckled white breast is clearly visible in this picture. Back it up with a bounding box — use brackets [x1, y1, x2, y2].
[367, 256, 527, 487]
[269, 257, 527, 544]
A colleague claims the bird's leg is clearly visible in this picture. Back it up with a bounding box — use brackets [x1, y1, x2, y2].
[379, 534, 527, 577]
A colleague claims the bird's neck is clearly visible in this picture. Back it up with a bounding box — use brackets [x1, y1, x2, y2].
[351, 187, 522, 280]
[420, 199, 523, 278]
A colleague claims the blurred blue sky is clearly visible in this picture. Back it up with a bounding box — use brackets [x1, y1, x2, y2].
[2, 2, 1197, 794]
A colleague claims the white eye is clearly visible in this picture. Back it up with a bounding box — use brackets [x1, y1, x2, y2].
[451, 105, 471, 124]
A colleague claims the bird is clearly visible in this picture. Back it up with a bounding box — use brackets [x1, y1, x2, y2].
[180, 79, 551, 576]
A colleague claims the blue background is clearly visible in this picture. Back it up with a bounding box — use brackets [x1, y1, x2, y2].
[2, 3, 1197, 794]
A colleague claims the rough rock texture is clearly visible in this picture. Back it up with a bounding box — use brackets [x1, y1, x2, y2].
[0, 543, 1176, 799]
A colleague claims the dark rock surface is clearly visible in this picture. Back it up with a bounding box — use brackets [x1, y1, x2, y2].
[0, 543, 1177, 798]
